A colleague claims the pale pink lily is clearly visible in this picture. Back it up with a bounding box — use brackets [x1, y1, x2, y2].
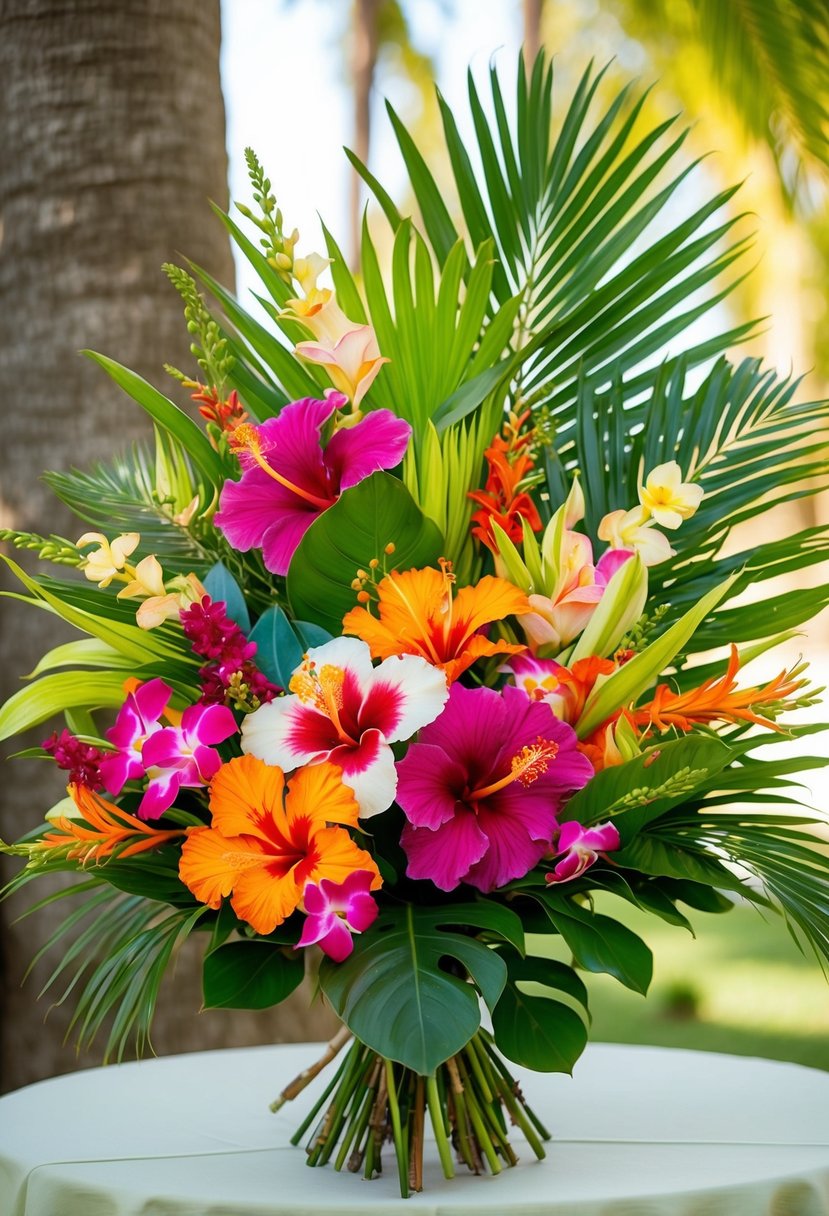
[295, 325, 389, 410]
[240, 637, 449, 818]
[520, 540, 631, 651]
[296, 869, 379, 962]
[545, 820, 620, 883]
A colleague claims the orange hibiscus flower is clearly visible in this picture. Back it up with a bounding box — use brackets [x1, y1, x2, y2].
[179, 755, 381, 935]
[342, 561, 529, 684]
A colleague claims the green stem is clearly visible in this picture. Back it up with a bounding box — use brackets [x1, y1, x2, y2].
[385, 1060, 409, 1198]
[456, 1055, 502, 1175]
[427, 1075, 455, 1179]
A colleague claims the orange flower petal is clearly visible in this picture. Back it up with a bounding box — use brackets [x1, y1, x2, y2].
[309, 825, 382, 891]
[285, 761, 360, 830]
[442, 636, 527, 684]
[178, 826, 265, 911]
[209, 755, 288, 844]
[230, 860, 305, 935]
[453, 577, 530, 641]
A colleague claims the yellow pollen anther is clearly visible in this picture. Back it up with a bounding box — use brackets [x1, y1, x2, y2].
[468, 738, 559, 802]
[229, 423, 332, 511]
[369, 558, 379, 569]
[384, 542, 396, 555]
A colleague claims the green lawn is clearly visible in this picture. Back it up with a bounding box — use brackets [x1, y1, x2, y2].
[535, 894, 829, 1071]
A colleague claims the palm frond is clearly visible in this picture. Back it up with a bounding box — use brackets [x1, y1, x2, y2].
[354, 52, 757, 420]
[9, 873, 208, 1061]
[694, 0, 829, 202]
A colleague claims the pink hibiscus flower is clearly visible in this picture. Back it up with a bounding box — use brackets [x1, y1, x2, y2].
[241, 636, 448, 818]
[396, 684, 593, 893]
[214, 394, 411, 576]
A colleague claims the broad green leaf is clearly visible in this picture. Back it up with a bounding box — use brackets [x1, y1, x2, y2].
[569, 554, 648, 662]
[319, 902, 510, 1075]
[203, 562, 251, 632]
[492, 948, 589, 1073]
[561, 735, 733, 840]
[27, 638, 134, 678]
[83, 352, 225, 487]
[248, 605, 302, 687]
[534, 893, 654, 994]
[203, 940, 304, 1010]
[0, 671, 133, 741]
[287, 472, 444, 636]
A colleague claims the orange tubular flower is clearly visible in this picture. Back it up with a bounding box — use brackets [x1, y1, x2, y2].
[35, 785, 186, 864]
[469, 427, 543, 554]
[342, 562, 529, 684]
[632, 645, 810, 734]
[178, 755, 381, 936]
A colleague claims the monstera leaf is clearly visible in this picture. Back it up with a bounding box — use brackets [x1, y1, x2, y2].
[286, 471, 443, 636]
[318, 901, 523, 1074]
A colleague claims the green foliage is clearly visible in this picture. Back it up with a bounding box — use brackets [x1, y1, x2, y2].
[203, 939, 304, 1009]
[492, 948, 589, 1073]
[532, 891, 655, 994]
[287, 472, 443, 635]
[319, 901, 523, 1074]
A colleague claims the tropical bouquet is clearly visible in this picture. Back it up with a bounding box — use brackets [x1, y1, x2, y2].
[3, 52, 829, 1198]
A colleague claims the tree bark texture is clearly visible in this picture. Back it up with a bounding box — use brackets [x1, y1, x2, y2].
[0, 0, 337, 1092]
[349, 0, 381, 268]
[523, 0, 544, 67]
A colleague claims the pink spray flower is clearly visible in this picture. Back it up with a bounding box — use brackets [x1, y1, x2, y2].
[214, 395, 411, 576]
[545, 820, 621, 884]
[139, 703, 238, 820]
[296, 869, 380, 963]
[99, 678, 237, 820]
[99, 677, 171, 795]
[396, 684, 593, 893]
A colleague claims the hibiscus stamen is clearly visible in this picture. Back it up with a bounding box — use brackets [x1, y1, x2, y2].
[438, 557, 455, 649]
[289, 661, 358, 746]
[385, 575, 445, 666]
[230, 424, 333, 511]
[467, 738, 559, 801]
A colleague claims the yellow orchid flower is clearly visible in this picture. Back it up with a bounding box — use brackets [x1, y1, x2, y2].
[638, 461, 703, 530]
[597, 506, 674, 566]
[76, 532, 140, 588]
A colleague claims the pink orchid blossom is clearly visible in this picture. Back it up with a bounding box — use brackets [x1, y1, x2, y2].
[139, 703, 238, 820]
[520, 538, 632, 651]
[100, 678, 237, 820]
[214, 395, 411, 576]
[99, 677, 171, 795]
[545, 820, 621, 884]
[396, 684, 593, 893]
[296, 869, 379, 962]
[241, 637, 448, 819]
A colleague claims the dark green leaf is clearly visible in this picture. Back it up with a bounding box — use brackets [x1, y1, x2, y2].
[203, 940, 304, 1010]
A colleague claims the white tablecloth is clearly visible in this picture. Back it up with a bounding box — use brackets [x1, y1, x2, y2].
[1, 1042, 828, 1214]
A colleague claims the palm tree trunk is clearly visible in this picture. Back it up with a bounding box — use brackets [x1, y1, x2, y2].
[0, 0, 337, 1091]
[350, 0, 382, 268]
[523, 0, 544, 67]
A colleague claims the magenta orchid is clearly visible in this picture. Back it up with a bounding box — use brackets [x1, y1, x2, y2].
[214, 394, 411, 576]
[545, 820, 621, 884]
[100, 678, 237, 820]
[241, 637, 448, 818]
[99, 677, 171, 795]
[396, 684, 593, 893]
[139, 702, 238, 819]
[296, 869, 380, 963]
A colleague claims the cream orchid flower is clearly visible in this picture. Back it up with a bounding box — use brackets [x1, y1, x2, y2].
[597, 506, 674, 566]
[77, 532, 140, 588]
[117, 554, 166, 601]
[135, 573, 206, 631]
[638, 462, 703, 530]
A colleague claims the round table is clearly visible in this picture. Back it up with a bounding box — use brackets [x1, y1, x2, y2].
[1, 1042, 828, 1215]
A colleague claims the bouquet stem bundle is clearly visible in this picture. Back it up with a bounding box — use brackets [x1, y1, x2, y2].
[276, 1029, 549, 1197]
